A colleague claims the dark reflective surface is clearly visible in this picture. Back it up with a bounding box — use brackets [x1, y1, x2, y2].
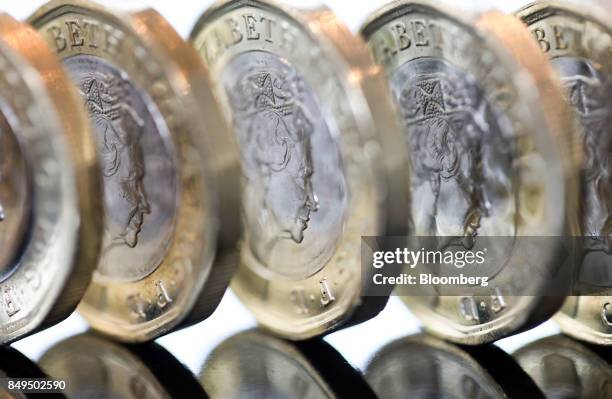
[37, 333, 207, 399]
[0, 345, 64, 398]
[5, 327, 612, 398]
[366, 333, 544, 399]
[199, 329, 376, 399]
[5, 327, 378, 399]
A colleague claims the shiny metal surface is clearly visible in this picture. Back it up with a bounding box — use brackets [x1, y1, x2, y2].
[367, 336, 506, 398]
[222, 50, 347, 281]
[554, 57, 612, 259]
[200, 329, 376, 399]
[0, 14, 102, 344]
[66, 55, 177, 283]
[366, 333, 544, 399]
[4, 294, 562, 399]
[190, 0, 411, 339]
[39, 333, 207, 399]
[362, 0, 578, 344]
[390, 56, 516, 247]
[5, 320, 591, 399]
[29, 0, 241, 342]
[517, 0, 612, 346]
[365, 334, 544, 399]
[0, 111, 30, 282]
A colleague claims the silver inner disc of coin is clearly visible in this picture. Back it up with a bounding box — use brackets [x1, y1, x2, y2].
[391, 57, 517, 274]
[0, 106, 31, 282]
[553, 57, 612, 286]
[222, 51, 348, 281]
[65, 55, 177, 283]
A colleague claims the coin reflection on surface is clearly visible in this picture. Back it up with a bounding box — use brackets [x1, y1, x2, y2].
[514, 335, 612, 399]
[0, 346, 63, 399]
[200, 329, 376, 399]
[366, 334, 544, 399]
[38, 333, 207, 399]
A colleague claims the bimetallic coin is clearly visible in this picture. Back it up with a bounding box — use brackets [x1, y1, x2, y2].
[362, 1, 578, 344]
[29, 0, 241, 342]
[0, 14, 101, 344]
[517, 1, 612, 346]
[514, 335, 612, 399]
[200, 329, 376, 399]
[0, 110, 29, 282]
[366, 334, 544, 399]
[39, 333, 207, 399]
[190, 0, 411, 339]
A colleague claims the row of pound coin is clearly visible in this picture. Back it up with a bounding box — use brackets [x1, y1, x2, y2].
[25, 0, 242, 343]
[361, 0, 579, 344]
[0, 0, 595, 346]
[189, 0, 411, 339]
[0, 13, 102, 345]
[517, 1, 612, 347]
[0, 0, 409, 344]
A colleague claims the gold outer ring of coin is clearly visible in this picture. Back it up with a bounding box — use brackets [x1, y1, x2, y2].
[29, 0, 242, 342]
[517, 0, 612, 346]
[361, 0, 580, 344]
[190, 0, 411, 339]
[0, 14, 102, 344]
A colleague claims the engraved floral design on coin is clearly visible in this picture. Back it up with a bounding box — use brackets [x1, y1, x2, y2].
[29, 0, 241, 342]
[362, 1, 577, 344]
[191, 0, 410, 339]
[517, 1, 612, 345]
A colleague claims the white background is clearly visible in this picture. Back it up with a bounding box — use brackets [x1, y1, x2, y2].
[5, 0, 565, 375]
